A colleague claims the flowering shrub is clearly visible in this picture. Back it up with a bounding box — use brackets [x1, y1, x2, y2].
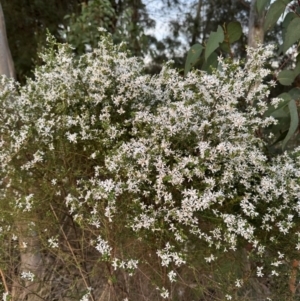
[0, 34, 300, 300]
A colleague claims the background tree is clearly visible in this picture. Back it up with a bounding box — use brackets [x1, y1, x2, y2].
[1, 0, 159, 82]
[1, 0, 83, 83]
[64, 0, 156, 57]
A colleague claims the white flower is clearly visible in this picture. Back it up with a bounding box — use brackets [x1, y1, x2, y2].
[21, 271, 35, 282]
[205, 254, 216, 263]
[257, 266, 264, 277]
[235, 279, 243, 287]
[271, 270, 279, 276]
[157, 244, 185, 267]
[2, 292, 9, 301]
[168, 270, 177, 282]
[48, 237, 59, 248]
[95, 236, 112, 256]
[66, 132, 77, 143]
[278, 251, 284, 259]
[79, 287, 92, 301]
[159, 287, 169, 299]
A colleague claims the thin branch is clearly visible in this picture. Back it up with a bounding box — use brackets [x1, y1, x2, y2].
[0, 268, 9, 293]
[49, 204, 96, 301]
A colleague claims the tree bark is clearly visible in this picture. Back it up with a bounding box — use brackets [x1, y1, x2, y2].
[191, 0, 202, 46]
[0, 3, 43, 300]
[248, 0, 264, 48]
[0, 3, 14, 78]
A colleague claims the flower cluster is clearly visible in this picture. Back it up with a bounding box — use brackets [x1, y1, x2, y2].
[20, 271, 35, 282]
[0, 35, 299, 298]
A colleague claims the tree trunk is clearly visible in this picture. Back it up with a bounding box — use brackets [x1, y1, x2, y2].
[191, 0, 202, 46]
[0, 3, 43, 300]
[0, 3, 14, 78]
[248, 0, 264, 48]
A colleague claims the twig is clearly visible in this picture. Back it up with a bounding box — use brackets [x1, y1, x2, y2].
[0, 268, 9, 293]
[49, 204, 96, 301]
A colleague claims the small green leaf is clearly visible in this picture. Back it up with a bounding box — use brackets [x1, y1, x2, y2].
[184, 44, 203, 77]
[272, 129, 288, 145]
[283, 17, 300, 53]
[269, 116, 291, 136]
[282, 12, 296, 41]
[256, 0, 271, 15]
[282, 99, 299, 148]
[227, 22, 242, 44]
[272, 107, 290, 118]
[277, 69, 296, 85]
[202, 52, 218, 74]
[295, 53, 300, 75]
[265, 92, 291, 117]
[295, 64, 300, 79]
[220, 41, 230, 53]
[264, 0, 290, 32]
[205, 26, 224, 61]
[289, 87, 300, 100]
[278, 92, 293, 102]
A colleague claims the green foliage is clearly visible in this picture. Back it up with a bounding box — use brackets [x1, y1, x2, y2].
[202, 52, 218, 73]
[184, 0, 300, 151]
[277, 69, 296, 85]
[226, 21, 242, 44]
[282, 98, 299, 148]
[265, 93, 292, 117]
[283, 17, 300, 53]
[184, 21, 243, 76]
[289, 87, 300, 99]
[266, 92, 299, 147]
[63, 0, 156, 60]
[256, 0, 271, 15]
[264, 0, 290, 32]
[64, 0, 116, 54]
[205, 25, 224, 60]
[1, 0, 81, 83]
[2, 0, 157, 81]
[220, 21, 242, 55]
[282, 12, 296, 43]
[184, 43, 203, 76]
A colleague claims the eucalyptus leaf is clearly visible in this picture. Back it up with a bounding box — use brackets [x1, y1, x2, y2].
[283, 17, 300, 53]
[289, 87, 300, 100]
[202, 52, 218, 74]
[272, 129, 289, 145]
[264, 0, 290, 32]
[205, 26, 224, 61]
[265, 92, 291, 117]
[227, 22, 242, 44]
[282, 12, 296, 41]
[256, 0, 271, 15]
[184, 44, 203, 77]
[272, 107, 290, 118]
[277, 69, 296, 86]
[282, 99, 299, 148]
[295, 63, 300, 78]
[269, 116, 291, 135]
[220, 41, 230, 53]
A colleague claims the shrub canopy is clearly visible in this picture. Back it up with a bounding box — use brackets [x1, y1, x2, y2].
[1, 35, 300, 299]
